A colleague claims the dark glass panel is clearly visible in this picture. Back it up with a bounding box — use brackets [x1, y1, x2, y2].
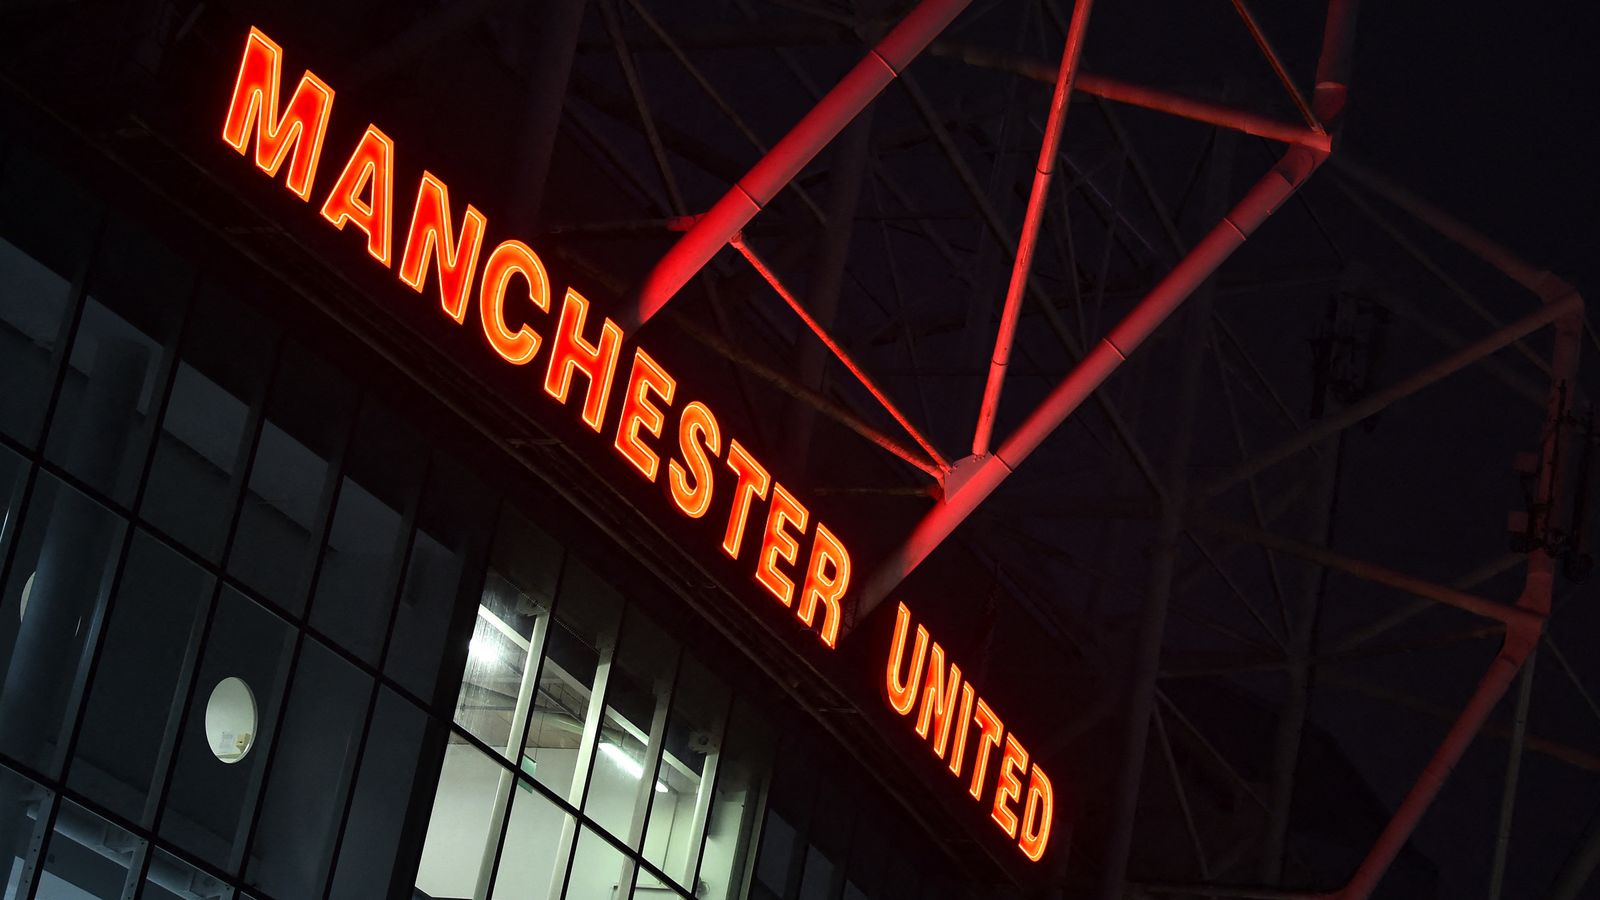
[140, 282, 278, 562]
[0, 763, 50, 898]
[69, 531, 211, 825]
[328, 688, 433, 900]
[228, 342, 356, 616]
[308, 401, 423, 663]
[244, 639, 370, 898]
[384, 458, 491, 708]
[0, 147, 99, 446]
[0, 446, 25, 574]
[0, 473, 126, 776]
[35, 800, 138, 898]
[43, 213, 190, 505]
[141, 848, 234, 900]
[158, 589, 294, 873]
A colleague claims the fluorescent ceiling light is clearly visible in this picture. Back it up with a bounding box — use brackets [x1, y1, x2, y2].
[599, 741, 668, 793]
[468, 634, 501, 665]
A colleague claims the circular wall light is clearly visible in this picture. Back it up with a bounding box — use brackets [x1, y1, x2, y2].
[205, 677, 257, 764]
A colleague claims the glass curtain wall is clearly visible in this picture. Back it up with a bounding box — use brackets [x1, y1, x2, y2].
[0, 136, 972, 900]
[0, 138, 778, 900]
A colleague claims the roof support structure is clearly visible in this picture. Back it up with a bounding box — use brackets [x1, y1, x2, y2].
[971, 0, 1095, 457]
[618, 0, 976, 331]
[858, 143, 1327, 617]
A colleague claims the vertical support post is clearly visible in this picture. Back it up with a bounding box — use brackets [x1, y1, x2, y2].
[620, 0, 976, 330]
[1487, 649, 1537, 900]
[1259, 431, 1341, 882]
[546, 639, 617, 900]
[475, 611, 550, 898]
[972, 0, 1096, 456]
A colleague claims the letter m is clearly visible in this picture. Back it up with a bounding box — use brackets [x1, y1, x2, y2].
[221, 28, 334, 201]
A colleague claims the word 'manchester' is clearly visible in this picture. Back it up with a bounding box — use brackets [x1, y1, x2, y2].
[222, 27, 849, 647]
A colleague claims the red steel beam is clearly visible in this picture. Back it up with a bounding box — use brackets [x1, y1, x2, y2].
[1077, 73, 1329, 151]
[618, 0, 975, 331]
[858, 144, 1327, 616]
[731, 235, 949, 472]
[1229, 0, 1323, 132]
[1333, 302, 1581, 900]
[971, 0, 1096, 457]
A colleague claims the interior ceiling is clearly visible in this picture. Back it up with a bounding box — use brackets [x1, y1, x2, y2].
[4, 0, 1595, 897]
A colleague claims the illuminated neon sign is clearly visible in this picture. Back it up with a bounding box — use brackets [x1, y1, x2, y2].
[885, 602, 1054, 860]
[222, 27, 850, 648]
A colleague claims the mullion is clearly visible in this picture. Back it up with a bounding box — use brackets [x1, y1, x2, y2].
[28, 208, 105, 456]
[15, 782, 60, 900]
[686, 692, 740, 891]
[54, 268, 201, 787]
[316, 452, 434, 900]
[233, 386, 363, 880]
[134, 326, 290, 887]
[0, 430, 449, 724]
[0, 748, 239, 897]
[479, 504, 563, 899]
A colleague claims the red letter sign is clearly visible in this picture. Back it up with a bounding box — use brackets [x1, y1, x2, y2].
[222, 28, 334, 201]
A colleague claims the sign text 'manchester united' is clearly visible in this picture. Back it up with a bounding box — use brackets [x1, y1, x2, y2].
[220, 26, 1056, 862]
[221, 26, 850, 648]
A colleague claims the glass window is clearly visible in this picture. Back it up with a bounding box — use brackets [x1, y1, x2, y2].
[563, 825, 631, 900]
[142, 848, 235, 900]
[0, 763, 50, 899]
[140, 282, 278, 563]
[639, 657, 730, 889]
[35, 799, 140, 898]
[839, 802, 890, 898]
[0, 446, 25, 573]
[69, 531, 212, 825]
[753, 807, 800, 896]
[328, 688, 433, 900]
[0, 472, 127, 776]
[385, 459, 491, 708]
[700, 703, 775, 900]
[454, 508, 563, 756]
[523, 559, 623, 804]
[488, 780, 571, 900]
[244, 639, 371, 898]
[802, 774, 858, 896]
[0, 147, 99, 446]
[583, 607, 679, 848]
[159, 588, 294, 873]
[414, 738, 506, 899]
[42, 214, 190, 506]
[797, 845, 838, 900]
[308, 401, 423, 663]
[228, 342, 357, 616]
